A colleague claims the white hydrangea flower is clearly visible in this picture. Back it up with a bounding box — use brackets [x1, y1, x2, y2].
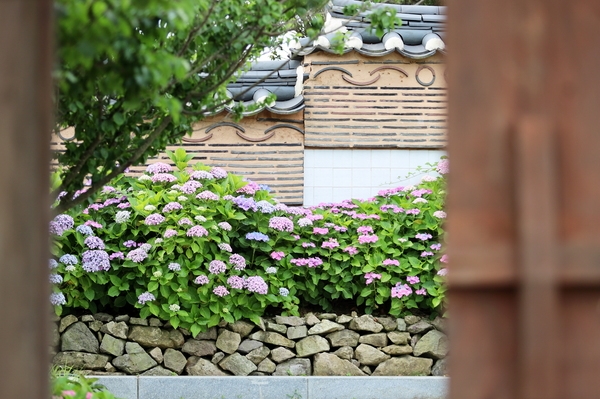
[153, 271, 162, 278]
[144, 205, 156, 211]
[169, 304, 180, 312]
[114, 210, 131, 224]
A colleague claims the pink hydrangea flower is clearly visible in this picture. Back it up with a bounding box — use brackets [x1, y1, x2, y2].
[407, 276, 420, 284]
[382, 259, 399, 266]
[271, 251, 285, 261]
[440, 254, 449, 263]
[357, 226, 374, 234]
[391, 284, 413, 298]
[343, 246, 358, 256]
[433, 210, 447, 219]
[213, 285, 229, 297]
[321, 238, 340, 249]
[416, 288, 427, 295]
[364, 272, 382, 285]
[437, 268, 448, 276]
[146, 162, 172, 174]
[313, 227, 329, 235]
[164, 229, 177, 238]
[187, 225, 208, 237]
[195, 275, 209, 285]
[358, 234, 378, 244]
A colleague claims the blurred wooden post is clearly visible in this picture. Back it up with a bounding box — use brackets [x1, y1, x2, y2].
[447, 1, 600, 398]
[0, 1, 52, 398]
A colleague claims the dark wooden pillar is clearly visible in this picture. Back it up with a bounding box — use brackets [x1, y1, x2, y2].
[447, 1, 600, 398]
[0, 1, 52, 398]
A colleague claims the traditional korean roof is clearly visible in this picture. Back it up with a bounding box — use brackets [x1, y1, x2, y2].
[223, 1, 446, 115]
[293, 0, 446, 59]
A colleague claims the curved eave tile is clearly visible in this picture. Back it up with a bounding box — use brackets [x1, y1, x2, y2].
[222, 95, 305, 117]
[397, 48, 440, 60]
[266, 103, 305, 115]
[294, 45, 443, 60]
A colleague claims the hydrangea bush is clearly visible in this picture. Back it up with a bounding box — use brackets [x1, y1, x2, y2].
[50, 149, 448, 336]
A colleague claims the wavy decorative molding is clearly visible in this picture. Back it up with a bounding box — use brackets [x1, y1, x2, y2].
[313, 66, 353, 78]
[314, 64, 412, 87]
[369, 65, 409, 77]
[235, 130, 275, 143]
[264, 124, 305, 135]
[182, 122, 245, 143]
[342, 75, 380, 86]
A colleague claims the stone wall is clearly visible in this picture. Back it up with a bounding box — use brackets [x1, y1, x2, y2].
[51, 312, 448, 377]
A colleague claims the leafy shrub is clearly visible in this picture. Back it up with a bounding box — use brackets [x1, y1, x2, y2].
[50, 149, 448, 336]
[51, 366, 122, 399]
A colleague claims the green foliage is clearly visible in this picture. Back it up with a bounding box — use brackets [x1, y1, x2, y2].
[53, 0, 330, 212]
[50, 151, 447, 335]
[51, 366, 122, 399]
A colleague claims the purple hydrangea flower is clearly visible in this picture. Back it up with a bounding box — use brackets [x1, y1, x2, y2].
[126, 248, 148, 263]
[117, 202, 131, 209]
[421, 251, 434, 257]
[146, 162, 172, 174]
[179, 180, 202, 194]
[163, 202, 183, 213]
[145, 213, 166, 226]
[208, 260, 227, 274]
[168, 262, 181, 271]
[49, 274, 63, 284]
[218, 243, 232, 252]
[195, 275, 209, 285]
[227, 276, 245, 289]
[407, 276, 420, 284]
[270, 251, 285, 261]
[302, 242, 315, 248]
[49, 214, 74, 236]
[50, 292, 66, 306]
[431, 243, 442, 251]
[196, 190, 220, 201]
[256, 200, 276, 214]
[59, 254, 78, 265]
[290, 257, 323, 268]
[75, 225, 94, 236]
[246, 232, 269, 242]
[358, 234, 378, 244]
[82, 250, 111, 272]
[84, 236, 105, 250]
[357, 226, 373, 234]
[187, 225, 208, 237]
[138, 292, 156, 304]
[123, 240, 137, 248]
[139, 243, 152, 252]
[382, 259, 399, 266]
[237, 180, 260, 195]
[213, 285, 230, 297]
[437, 159, 449, 175]
[279, 288, 289, 297]
[269, 216, 294, 232]
[218, 222, 232, 231]
[405, 208, 421, 215]
[246, 276, 268, 294]
[437, 268, 448, 276]
[440, 254, 448, 263]
[210, 167, 228, 179]
[229, 254, 246, 271]
[364, 272, 382, 285]
[343, 246, 358, 256]
[416, 288, 427, 295]
[321, 238, 340, 249]
[312, 227, 329, 235]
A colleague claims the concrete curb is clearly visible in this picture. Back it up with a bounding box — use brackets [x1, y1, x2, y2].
[93, 376, 449, 399]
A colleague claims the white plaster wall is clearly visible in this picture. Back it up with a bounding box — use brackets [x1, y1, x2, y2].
[303, 149, 446, 206]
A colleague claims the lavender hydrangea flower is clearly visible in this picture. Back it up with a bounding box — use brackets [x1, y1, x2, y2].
[59, 254, 78, 265]
[270, 251, 285, 261]
[109, 252, 124, 260]
[343, 246, 358, 256]
[279, 288, 289, 297]
[246, 276, 268, 294]
[237, 180, 260, 195]
[269, 217, 294, 232]
[187, 225, 208, 237]
[196, 190, 220, 201]
[146, 163, 172, 174]
[49, 259, 58, 269]
[49, 274, 63, 284]
[126, 248, 148, 263]
[232, 196, 258, 211]
[256, 200, 276, 214]
[164, 229, 177, 238]
[213, 285, 229, 297]
[84, 236, 105, 250]
[421, 251, 434, 257]
[357, 226, 374, 234]
[82, 250, 111, 272]
[163, 202, 183, 213]
[436, 159, 449, 175]
[210, 167, 228, 179]
[151, 173, 177, 184]
[178, 217, 193, 226]
[302, 242, 315, 248]
[431, 243, 442, 251]
[246, 232, 269, 242]
[137, 291, 156, 304]
[229, 254, 246, 271]
[49, 214, 74, 236]
[415, 233, 433, 241]
[321, 238, 339, 249]
[117, 202, 131, 209]
[168, 262, 181, 272]
[195, 275, 209, 285]
[227, 276, 245, 289]
[312, 227, 329, 235]
[75, 225, 94, 236]
[139, 243, 152, 252]
[416, 288, 427, 295]
[290, 257, 323, 268]
[218, 243, 232, 252]
[218, 222, 232, 231]
[145, 213, 165, 226]
[190, 170, 214, 180]
[433, 210, 447, 219]
[208, 260, 227, 274]
[391, 284, 412, 299]
[358, 234, 378, 244]
[50, 292, 66, 306]
[123, 240, 137, 248]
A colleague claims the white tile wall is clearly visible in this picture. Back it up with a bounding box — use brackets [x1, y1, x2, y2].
[303, 149, 446, 206]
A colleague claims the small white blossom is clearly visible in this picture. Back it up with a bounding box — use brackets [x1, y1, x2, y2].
[115, 210, 131, 224]
[144, 205, 156, 211]
[153, 271, 162, 278]
[169, 304, 180, 312]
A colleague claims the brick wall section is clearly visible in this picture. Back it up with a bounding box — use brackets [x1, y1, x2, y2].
[303, 52, 446, 148]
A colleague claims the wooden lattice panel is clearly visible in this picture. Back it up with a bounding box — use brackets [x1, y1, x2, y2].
[303, 52, 446, 148]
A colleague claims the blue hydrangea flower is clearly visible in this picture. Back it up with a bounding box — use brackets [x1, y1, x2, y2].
[245, 232, 269, 242]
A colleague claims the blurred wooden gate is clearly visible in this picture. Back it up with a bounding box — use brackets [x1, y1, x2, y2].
[446, 1, 600, 398]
